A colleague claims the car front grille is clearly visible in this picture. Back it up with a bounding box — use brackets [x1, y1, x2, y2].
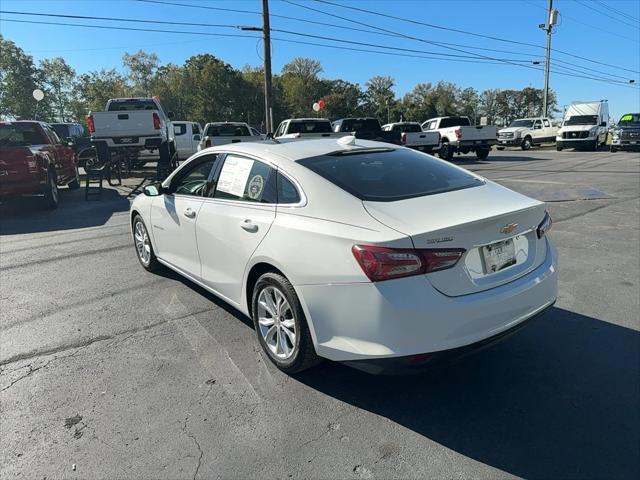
[562, 131, 589, 139]
[499, 132, 514, 139]
[621, 130, 640, 140]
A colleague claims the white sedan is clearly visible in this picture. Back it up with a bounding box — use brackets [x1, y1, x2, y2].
[130, 137, 557, 374]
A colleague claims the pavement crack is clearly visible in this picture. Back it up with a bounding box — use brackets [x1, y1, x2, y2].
[0, 308, 215, 367]
[182, 417, 204, 480]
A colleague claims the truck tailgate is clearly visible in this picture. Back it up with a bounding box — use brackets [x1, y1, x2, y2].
[404, 131, 439, 147]
[459, 125, 497, 141]
[92, 111, 158, 138]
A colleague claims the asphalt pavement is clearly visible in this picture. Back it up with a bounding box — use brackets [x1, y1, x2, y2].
[1, 148, 638, 479]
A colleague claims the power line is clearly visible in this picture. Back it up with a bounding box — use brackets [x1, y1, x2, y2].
[574, 0, 640, 29]
[593, 0, 640, 23]
[311, 0, 640, 75]
[1, 17, 636, 89]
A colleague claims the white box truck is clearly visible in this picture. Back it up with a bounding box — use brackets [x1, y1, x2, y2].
[556, 101, 610, 151]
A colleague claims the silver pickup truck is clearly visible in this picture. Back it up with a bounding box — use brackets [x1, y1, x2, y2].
[88, 97, 176, 165]
[381, 122, 440, 152]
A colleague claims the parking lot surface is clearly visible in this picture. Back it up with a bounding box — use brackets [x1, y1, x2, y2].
[1, 148, 639, 479]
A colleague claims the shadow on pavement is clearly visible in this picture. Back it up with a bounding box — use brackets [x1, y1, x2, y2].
[293, 307, 639, 479]
[0, 185, 131, 235]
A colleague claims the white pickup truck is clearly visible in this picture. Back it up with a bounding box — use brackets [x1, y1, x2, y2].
[497, 117, 557, 150]
[422, 116, 497, 160]
[274, 118, 348, 140]
[197, 122, 263, 151]
[88, 97, 176, 164]
[381, 122, 440, 153]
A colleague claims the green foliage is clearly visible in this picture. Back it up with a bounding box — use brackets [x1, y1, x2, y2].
[0, 39, 560, 129]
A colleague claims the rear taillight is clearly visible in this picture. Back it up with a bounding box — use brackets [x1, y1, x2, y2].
[205, 138, 212, 148]
[537, 211, 552, 238]
[87, 115, 95, 134]
[352, 245, 465, 282]
[454, 128, 462, 139]
[153, 112, 161, 129]
[401, 132, 407, 145]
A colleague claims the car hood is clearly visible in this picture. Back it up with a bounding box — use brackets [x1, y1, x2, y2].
[499, 127, 527, 134]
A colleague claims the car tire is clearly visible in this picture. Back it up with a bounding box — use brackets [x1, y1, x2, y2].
[438, 142, 454, 161]
[43, 170, 59, 209]
[521, 136, 532, 150]
[496, 146, 505, 151]
[556, 146, 563, 151]
[251, 272, 320, 374]
[67, 167, 80, 190]
[476, 148, 490, 160]
[610, 146, 618, 153]
[591, 139, 598, 151]
[132, 215, 160, 272]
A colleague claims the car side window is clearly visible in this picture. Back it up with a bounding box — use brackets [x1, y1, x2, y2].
[174, 124, 187, 136]
[213, 155, 277, 203]
[44, 125, 62, 144]
[192, 123, 200, 135]
[277, 172, 301, 204]
[534, 120, 542, 128]
[275, 122, 286, 137]
[171, 156, 217, 197]
[543, 119, 551, 127]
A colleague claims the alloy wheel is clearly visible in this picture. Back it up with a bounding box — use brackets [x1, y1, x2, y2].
[257, 286, 297, 359]
[134, 221, 151, 266]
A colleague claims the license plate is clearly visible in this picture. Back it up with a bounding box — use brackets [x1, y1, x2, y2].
[474, 140, 482, 144]
[482, 239, 516, 273]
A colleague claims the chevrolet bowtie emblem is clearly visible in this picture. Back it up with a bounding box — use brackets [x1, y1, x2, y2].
[500, 223, 518, 234]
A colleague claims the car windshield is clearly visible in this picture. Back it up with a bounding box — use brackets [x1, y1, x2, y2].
[392, 123, 422, 133]
[205, 124, 250, 136]
[299, 148, 482, 202]
[51, 124, 70, 138]
[509, 120, 534, 128]
[339, 119, 381, 132]
[618, 113, 640, 126]
[107, 100, 158, 111]
[565, 115, 598, 126]
[288, 121, 332, 134]
[0, 123, 46, 147]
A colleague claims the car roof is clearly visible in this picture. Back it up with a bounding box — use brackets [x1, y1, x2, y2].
[0, 120, 47, 126]
[201, 137, 395, 163]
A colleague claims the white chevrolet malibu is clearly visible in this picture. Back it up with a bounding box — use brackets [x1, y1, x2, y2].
[130, 137, 557, 374]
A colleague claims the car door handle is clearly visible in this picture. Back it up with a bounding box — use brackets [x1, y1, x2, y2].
[241, 220, 258, 233]
[183, 208, 196, 219]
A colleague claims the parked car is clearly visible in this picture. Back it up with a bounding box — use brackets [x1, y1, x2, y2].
[497, 117, 557, 150]
[50, 122, 94, 169]
[556, 100, 610, 151]
[130, 137, 557, 374]
[422, 116, 497, 160]
[0, 121, 80, 208]
[610, 113, 640, 152]
[197, 122, 263, 151]
[332, 117, 401, 144]
[172, 121, 202, 161]
[274, 118, 347, 139]
[88, 96, 176, 164]
[381, 122, 439, 152]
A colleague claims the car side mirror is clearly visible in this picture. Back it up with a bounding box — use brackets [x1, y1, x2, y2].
[143, 183, 163, 197]
[600, 121, 606, 127]
[168, 111, 175, 120]
[193, 134, 201, 141]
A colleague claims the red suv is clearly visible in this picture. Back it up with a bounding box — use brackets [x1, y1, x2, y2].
[0, 121, 80, 208]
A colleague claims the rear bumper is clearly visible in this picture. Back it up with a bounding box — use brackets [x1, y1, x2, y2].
[296, 238, 558, 362]
[457, 139, 497, 148]
[91, 135, 164, 149]
[0, 176, 44, 198]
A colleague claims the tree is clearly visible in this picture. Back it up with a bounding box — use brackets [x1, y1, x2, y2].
[0, 36, 39, 119]
[320, 79, 363, 119]
[363, 75, 396, 122]
[281, 57, 322, 78]
[479, 89, 500, 124]
[123, 50, 159, 96]
[456, 87, 479, 123]
[71, 68, 129, 119]
[39, 57, 76, 122]
[402, 82, 436, 122]
[281, 57, 325, 117]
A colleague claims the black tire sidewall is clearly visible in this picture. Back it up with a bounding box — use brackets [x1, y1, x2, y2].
[43, 171, 59, 209]
[521, 137, 532, 150]
[439, 142, 453, 161]
[251, 272, 315, 372]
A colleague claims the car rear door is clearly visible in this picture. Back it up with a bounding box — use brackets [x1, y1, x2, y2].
[149, 154, 219, 278]
[196, 154, 277, 304]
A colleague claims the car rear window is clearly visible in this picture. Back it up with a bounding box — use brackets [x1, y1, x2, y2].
[107, 100, 158, 111]
[288, 121, 332, 134]
[0, 123, 47, 147]
[340, 119, 381, 132]
[392, 123, 422, 133]
[439, 117, 471, 128]
[298, 148, 482, 202]
[205, 124, 251, 137]
[51, 124, 70, 138]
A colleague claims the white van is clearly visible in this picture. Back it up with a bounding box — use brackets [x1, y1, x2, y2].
[556, 101, 610, 151]
[173, 121, 203, 161]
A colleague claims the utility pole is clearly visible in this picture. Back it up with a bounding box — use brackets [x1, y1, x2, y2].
[262, 0, 273, 133]
[541, 0, 558, 117]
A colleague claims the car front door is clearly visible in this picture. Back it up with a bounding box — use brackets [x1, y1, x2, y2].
[532, 119, 543, 141]
[196, 154, 277, 305]
[42, 125, 75, 179]
[149, 154, 218, 278]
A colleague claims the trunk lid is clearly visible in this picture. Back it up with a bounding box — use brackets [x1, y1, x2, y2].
[363, 181, 548, 296]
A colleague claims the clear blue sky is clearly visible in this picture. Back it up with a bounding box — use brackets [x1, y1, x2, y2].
[1, 0, 639, 119]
